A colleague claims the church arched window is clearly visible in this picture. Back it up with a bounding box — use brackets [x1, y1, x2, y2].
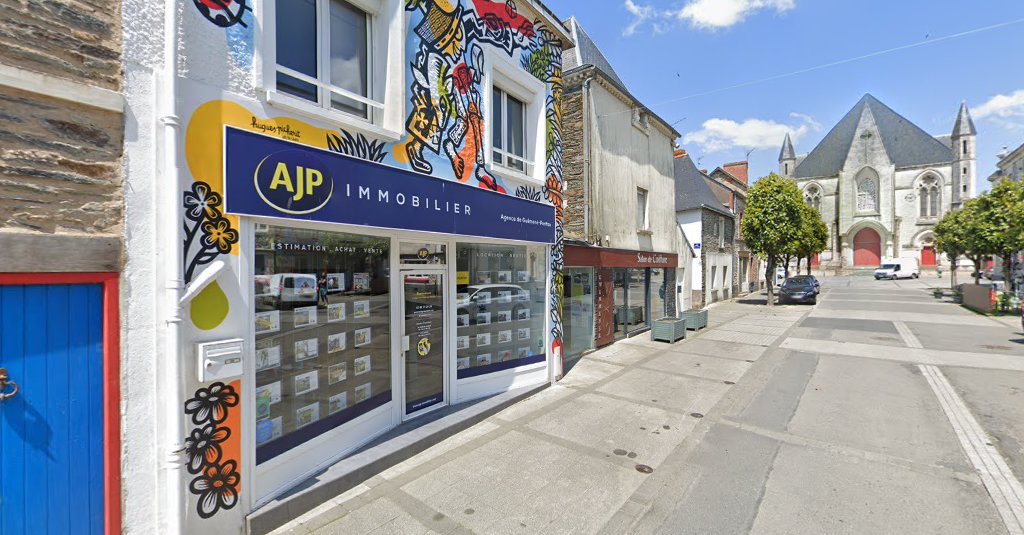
[919, 176, 940, 218]
[856, 176, 878, 212]
[805, 186, 821, 212]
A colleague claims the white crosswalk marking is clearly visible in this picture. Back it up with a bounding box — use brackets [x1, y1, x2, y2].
[893, 321, 923, 348]
[919, 364, 1024, 535]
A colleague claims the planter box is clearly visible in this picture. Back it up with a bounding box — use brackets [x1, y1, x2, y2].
[651, 317, 688, 343]
[961, 284, 995, 313]
[682, 309, 708, 330]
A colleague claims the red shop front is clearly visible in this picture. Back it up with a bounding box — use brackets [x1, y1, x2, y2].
[564, 245, 678, 355]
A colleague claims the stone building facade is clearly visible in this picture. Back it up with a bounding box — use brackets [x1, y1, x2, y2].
[0, 0, 124, 271]
[560, 17, 687, 365]
[780, 94, 976, 269]
[707, 162, 757, 294]
[675, 152, 736, 308]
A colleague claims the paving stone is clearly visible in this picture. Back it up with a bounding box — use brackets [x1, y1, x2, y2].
[597, 368, 731, 414]
[642, 352, 752, 382]
[698, 329, 779, 346]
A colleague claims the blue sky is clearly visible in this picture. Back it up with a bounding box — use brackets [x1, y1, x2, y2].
[544, 0, 1024, 189]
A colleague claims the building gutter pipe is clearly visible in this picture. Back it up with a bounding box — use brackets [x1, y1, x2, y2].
[159, 0, 185, 533]
[582, 75, 594, 243]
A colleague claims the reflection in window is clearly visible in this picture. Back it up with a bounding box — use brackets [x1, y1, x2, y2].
[253, 225, 390, 463]
[455, 243, 547, 377]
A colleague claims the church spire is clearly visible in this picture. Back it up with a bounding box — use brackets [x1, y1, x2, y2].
[952, 101, 977, 136]
[779, 133, 796, 162]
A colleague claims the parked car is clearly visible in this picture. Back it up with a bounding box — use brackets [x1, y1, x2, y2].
[787, 274, 820, 294]
[874, 259, 920, 280]
[263, 273, 318, 308]
[778, 277, 817, 305]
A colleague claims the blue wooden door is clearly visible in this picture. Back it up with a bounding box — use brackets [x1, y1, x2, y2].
[0, 284, 104, 535]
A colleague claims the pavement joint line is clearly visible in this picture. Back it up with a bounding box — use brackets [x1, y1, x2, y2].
[634, 364, 746, 384]
[586, 389, 689, 416]
[781, 337, 1024, 371]
[718, 418, 983, 486]
[515, 424, 655, 473]
[919, 364, 1024, 534]
[894, 320, 924, 348]
[609, 303, 816, 534]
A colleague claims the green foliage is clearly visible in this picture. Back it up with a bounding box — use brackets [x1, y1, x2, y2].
[742, 173, 806, 263]
[935, 178, 1024, 285]
[793, 203, 829, 259]
[743, 174, 809, 303]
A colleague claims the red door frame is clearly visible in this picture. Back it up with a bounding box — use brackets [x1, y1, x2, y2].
[921, 246, 936, 267]
[0, 272, 121, 535]
[853, 228, 882, 266]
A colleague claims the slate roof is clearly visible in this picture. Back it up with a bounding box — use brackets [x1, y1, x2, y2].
[562, 17, 627, 89]
[779, 133, 796, 161]
[953, 101, 977, 136]
[792, 94, 955, 179]
[675, 155, 734, 217]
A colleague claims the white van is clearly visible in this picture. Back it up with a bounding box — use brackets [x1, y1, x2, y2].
[874, 258, 920, 280]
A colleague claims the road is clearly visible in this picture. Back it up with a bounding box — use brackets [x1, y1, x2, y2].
[278, 274, 1024, 535]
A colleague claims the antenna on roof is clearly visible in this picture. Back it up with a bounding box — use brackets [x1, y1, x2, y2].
[745, 148, 755, 160]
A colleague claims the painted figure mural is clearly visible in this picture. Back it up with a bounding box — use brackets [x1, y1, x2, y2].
[183, 0, 564, 521]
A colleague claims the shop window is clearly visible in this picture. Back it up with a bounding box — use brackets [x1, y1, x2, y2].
[253, 225, 391, 463]
[562, 268, 595, 373]
[491, 86, 529, 174]
[263, 0, 404, 137]
[455, 243, 547, 377]
[626, 268, 647, 331]
[649, 268, 667, 320]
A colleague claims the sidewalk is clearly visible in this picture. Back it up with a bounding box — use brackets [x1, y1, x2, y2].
[272, 300, 810, 534]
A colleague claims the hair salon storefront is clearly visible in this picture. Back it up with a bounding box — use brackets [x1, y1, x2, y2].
[562, 245, 677, 371]
[216, 128, 556, 511]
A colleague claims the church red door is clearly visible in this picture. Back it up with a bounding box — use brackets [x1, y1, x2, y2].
[921, 246, 936, 266]
[853, 228, 882, 266]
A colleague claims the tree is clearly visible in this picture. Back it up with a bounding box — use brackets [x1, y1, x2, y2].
[934, 207, 967, 289]
[742, 173, 805, 306]
[980, 179, 1024, 285]
[794, 204, 829, 275]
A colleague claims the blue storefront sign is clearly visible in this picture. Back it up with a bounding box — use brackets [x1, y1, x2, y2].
[224, 127, 556, 243]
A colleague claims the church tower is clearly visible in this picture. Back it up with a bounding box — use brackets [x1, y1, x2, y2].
[779, 133, 796, 178]
[951, 101, 977, 205]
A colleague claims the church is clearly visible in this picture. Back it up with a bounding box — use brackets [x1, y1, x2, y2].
[779, 94, 976, 269]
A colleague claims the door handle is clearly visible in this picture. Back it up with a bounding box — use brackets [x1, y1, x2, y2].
[0, 368, 18, 401]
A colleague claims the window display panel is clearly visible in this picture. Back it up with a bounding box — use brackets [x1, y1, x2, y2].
[456, 243, 547, 377]
[649, 268, 667, 320]
[563, 268, 594, 373]
[625, 268, 648, 332]
[253, 225, 391, 463]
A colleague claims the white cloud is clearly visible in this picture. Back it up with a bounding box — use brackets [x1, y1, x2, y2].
[683, 113, 819, 153]
[974, 90, 1024, 130]
[623, 0, 794, 35]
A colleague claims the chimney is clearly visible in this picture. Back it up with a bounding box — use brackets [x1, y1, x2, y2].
[724, 161, 749, 183]
[674, 149, 687, 159]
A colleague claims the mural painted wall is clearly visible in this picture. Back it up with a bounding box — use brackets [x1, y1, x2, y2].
[177, 0, 565, 525]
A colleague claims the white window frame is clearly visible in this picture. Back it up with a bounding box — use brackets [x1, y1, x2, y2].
[484, 47, 546, 186]
[636, 187, 649, 230]
[256, 0, 405, 140]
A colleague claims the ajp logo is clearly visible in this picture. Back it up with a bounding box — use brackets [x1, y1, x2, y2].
[254, 149, 334, 214]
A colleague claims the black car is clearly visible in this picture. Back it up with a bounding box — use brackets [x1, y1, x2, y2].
[778, 277, 817, 305]
[786, 275, 820, 294]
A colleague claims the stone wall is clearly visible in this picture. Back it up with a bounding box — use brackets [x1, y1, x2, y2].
[0, 86, 123, 235]
[0, 0, 123, 270]
[562, 78, 586, 242]
[0, 0, 121, 91]
[700, 209, 737, 306]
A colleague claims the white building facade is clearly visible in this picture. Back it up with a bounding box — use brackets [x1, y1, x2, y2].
[120, 1, 569, 533]
[780, 95, 976, 269]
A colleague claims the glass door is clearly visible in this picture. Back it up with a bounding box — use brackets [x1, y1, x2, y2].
[402, 270, 446, 418]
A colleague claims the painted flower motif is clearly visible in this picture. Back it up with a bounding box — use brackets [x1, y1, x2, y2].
[184, 382, 239, 425]
[201, 217, 239, 254]
[183, 181, 223, 222]
[183, 423, 231, 474]
[452, 63, 473, 94]
[190, 460, 240, 519]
